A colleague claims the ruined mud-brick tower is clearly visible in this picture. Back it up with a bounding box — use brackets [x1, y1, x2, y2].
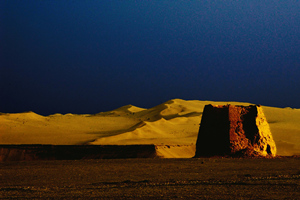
[194, 104, 276, 157]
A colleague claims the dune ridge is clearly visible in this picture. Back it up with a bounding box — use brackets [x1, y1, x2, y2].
[1, 99, 299, 157]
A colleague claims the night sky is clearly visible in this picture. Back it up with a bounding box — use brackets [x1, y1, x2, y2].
[1, 1, 300, 115]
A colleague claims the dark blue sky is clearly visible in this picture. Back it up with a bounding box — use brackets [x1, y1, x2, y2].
[1, 1, 300, 115]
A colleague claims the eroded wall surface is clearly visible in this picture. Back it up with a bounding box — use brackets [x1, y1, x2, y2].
[195, 105, 276, 157]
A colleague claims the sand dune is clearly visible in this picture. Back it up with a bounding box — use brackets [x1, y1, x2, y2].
[0, 99, 299, 157]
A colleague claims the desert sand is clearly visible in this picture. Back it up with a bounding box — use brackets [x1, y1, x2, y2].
[1, 99, 299, 157]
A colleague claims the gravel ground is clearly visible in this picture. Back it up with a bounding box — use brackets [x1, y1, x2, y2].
[0, 158, 299, 199]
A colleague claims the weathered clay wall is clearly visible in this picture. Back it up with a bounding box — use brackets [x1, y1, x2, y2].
[0, 145, 158, 161]
[194, 105, 276, 157]
[194, 105, 230, 157]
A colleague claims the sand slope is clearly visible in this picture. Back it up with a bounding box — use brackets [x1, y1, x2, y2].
[1, 99, 299, 157]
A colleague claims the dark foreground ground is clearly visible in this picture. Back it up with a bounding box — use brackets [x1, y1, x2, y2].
[1, 158, 299, 199]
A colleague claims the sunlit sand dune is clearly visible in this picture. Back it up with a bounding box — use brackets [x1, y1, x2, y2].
[1, 99, 299, 157]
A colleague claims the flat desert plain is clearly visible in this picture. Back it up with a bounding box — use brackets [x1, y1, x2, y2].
[1, 99, 300, 157]
[1, 158, 299, 199]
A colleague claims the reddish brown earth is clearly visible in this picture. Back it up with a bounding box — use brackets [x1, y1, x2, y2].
[0, 158, 299, 199]
[195, 105, 277, 158]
